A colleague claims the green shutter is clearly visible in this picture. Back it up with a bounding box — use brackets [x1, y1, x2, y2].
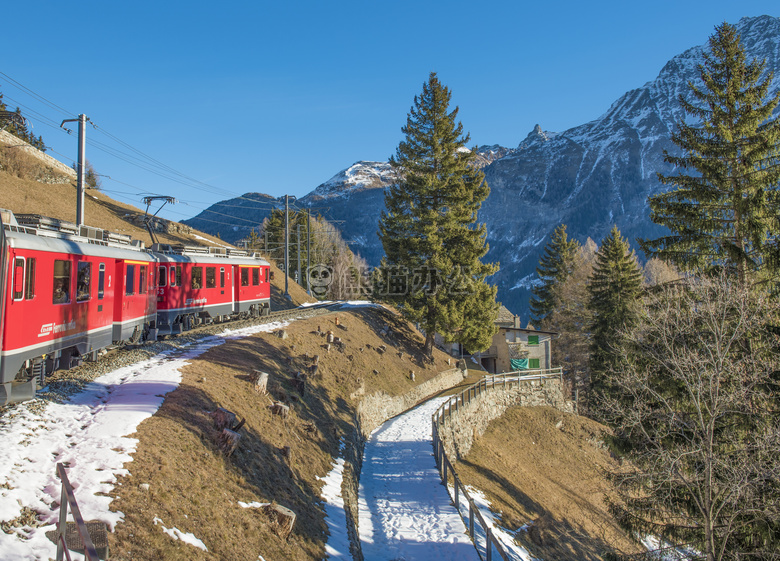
[529, 358, 540, 369]
[528, 335, 539, 346]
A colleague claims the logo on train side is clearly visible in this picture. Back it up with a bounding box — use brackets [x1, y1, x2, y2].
[38, 320, 77, 338]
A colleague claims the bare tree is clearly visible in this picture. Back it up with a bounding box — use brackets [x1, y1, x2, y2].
[599, 274, 780, 561]
[544, 239, 597, 407]
[643, 257, 680, 287]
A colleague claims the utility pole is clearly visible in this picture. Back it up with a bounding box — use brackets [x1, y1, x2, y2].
[282, 194, 296, 300]
[297, 224, 302, 288]
[306, 210, 311, 295]
[60, 114, 88, 227]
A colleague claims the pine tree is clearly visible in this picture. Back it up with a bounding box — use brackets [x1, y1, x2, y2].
[639, 22, 780, 284]
[588, 226, 643, 392]
[377, 72, 498, 357]
[529, 224, 581, 326]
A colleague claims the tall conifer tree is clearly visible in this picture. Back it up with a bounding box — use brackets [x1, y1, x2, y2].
[529, 224, 580, 326]
[377, 72, 498, 357]
[639, 23, 780, 283]
[588, 226, 643, 392]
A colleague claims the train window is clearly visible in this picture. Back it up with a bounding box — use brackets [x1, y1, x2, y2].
[98, 263, 105, 299]
[265, 268, 269, 283]
[13, 258, 24, 300]
[53, 260, 71, 304]
[192, 266, 203, 289]
[25, 258, 36, 300]
[169, 267, 176, 287]
[175, 266, 182, 287]
[206, 267, 216, 289]
[220, 268, 225, 288]
[76, 262, 92, 302]
[252, 268, 259, 286]
[126, 264, 136, 295]
[159, 266, 167, 287]
[139, 265, 147, 293]
[241, 268, 249, 287]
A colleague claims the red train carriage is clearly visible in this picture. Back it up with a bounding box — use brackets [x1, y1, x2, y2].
[152, 244, 270, 336]
[0, 211, 157, 405]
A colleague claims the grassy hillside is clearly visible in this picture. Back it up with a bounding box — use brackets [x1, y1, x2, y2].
[455, 406, 642, 560]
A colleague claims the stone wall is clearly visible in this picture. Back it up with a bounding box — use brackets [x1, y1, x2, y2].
[0, 129, 76, 180]
[438, 377, 572, 461]
[355, 367, 467, 438]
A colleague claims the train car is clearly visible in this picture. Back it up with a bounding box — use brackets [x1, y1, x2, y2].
[0, 210, 157, 405]
[152, 243, 271, 336]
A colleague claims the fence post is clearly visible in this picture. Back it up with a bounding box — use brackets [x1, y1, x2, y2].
[56, 470, 67, 561]
[454, 476, 459, 510]
[469, 500, 475, 538]
[486, 527, 493, 561]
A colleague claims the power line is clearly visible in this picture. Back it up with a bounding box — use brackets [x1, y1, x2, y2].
[0, 71, 74, 117]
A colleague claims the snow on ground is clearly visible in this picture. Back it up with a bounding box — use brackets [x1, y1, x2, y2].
[191, 233, 231, 249]
[318, 439, 351, 559]
[358, 396, 478, 561]
[153, 517, 208, 551]
[452, 485, 536, 561]
[0, 320, 288, 561]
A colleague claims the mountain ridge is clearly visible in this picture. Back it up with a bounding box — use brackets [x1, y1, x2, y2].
[184, 15, 780, 316]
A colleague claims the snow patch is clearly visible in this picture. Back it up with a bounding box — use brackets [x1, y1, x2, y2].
[154, 517, 208, 551]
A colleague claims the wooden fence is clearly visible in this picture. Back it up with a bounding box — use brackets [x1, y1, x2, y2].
[431, 368, 563, 561]
[55, 463, 102, 561]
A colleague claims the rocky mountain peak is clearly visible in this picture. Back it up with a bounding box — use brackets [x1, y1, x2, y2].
[518, 124, 554, 149]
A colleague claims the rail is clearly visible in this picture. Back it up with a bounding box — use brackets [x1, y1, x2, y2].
[431, 367, 563, 561]
[55, 463, 100, 561]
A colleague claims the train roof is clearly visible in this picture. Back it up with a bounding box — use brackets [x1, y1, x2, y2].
[0, 209, 269, 266]
[1, 210, 157, 261]
[150, 243, 270, 266]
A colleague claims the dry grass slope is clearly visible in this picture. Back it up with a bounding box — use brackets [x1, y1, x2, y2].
[456, 406, 643, 560]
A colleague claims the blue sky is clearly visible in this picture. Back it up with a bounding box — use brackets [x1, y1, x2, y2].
[2, 1, 778, 224]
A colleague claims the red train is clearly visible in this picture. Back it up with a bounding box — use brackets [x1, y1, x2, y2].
[0, 210, 271, 405]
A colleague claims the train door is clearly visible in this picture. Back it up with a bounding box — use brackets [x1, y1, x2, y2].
[232, 265, 239, 313]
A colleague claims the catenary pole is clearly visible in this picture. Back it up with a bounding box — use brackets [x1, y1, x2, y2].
[60, 114, 88, 227]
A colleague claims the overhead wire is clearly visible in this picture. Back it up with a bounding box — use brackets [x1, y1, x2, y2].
[1, 71, 320, 238]
[0, 72, 287, 207]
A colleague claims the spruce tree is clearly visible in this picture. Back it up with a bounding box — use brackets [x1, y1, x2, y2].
[377, 72, 498, 357]
[529, 224, 580, 326]
[588, 225, 643, 392]
[639, 22, 780, 284]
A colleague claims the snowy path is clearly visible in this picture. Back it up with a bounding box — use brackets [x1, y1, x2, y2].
[358, 397, 478, 561]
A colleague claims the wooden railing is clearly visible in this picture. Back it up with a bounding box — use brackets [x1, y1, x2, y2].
[55, 463, 101, 561]
[431, 368, 563, 561]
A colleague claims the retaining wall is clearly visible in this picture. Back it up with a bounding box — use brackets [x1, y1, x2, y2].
[438, 376, 573, 461]
[0, 129, 76, 180]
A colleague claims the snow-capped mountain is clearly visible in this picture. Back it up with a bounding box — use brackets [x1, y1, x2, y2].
[185, 15, 780, 317]
[310, 161, 398, 201]
[482, 15, 780, 315]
